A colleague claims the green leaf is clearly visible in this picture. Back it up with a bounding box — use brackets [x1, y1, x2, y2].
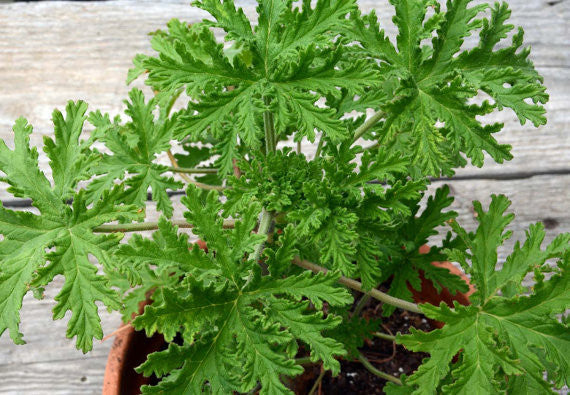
[181, 85, 261, 143]
[181, 187, 232, 265]
[212, 124, 240, 176]
[129, 194, 352, 393]
[0, 110, 141, 351]
[348, 0, 547, 175]
[265, 298, 346, 374]
[194, 0, 254, 43]
[397, 195, 570, 394]
[351, 147, 409, 185]
[136, 272, 350, 394]
[265, 225, 298, 277]
[355, 233, 384, 290]
[274, 86, 346, 143]
[114, 217, 216, 322]
[0, 118, 62, 213]
[266, 0, 357, 61]
[87, 88, 182, 217]
[450, 194, 515, 302]
[378, 186, 466, 317]
[409, 185, 457, 245]
[44, 101, 97, 199]
[135, 0, 372, 152]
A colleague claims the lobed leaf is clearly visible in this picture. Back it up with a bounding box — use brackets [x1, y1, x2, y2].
[395, 195, 570, 394]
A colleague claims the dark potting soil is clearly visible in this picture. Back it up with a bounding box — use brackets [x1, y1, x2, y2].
[291, 299, 433, 395]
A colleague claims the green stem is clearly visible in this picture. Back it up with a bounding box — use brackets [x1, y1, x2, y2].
[263, 97, 276, 154]
[352, 294, 371, 317]
[165, 166, 218, 174]
[314, 134, 324, 158]
[251, 97, 278, 268]
[372, 332, 396, 342]
[308, 367, 326, 395]
[165, 151, 225, 191]
[292, 257, 422, 314]
[189, 180, 227, 191]
[94, 219, 235, 233]
[352, 110, 386, 143]
[167, 149, 192, 184]
[250, 210, 274, 264]
[357, 351, 402, 385]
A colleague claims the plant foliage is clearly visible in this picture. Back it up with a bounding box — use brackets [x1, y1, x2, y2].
[0, 0, 566, 394]
[0, 103, 141, 352]
[347, 0, 547, 176]
[390, 195, 570, 394]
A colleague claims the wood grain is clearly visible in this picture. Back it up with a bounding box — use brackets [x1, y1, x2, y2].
[0, 0, 568, 393]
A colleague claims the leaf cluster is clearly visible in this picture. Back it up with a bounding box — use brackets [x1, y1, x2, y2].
[346, 0, 547, 175]
[227, 144, 429, 290]
[127, 187, 353, 393]
[390, 195, 570, 394]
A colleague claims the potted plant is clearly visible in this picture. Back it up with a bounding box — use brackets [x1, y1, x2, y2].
[0, 0, 568, 393]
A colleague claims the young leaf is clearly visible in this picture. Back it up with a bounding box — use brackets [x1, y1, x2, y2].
[378, 186, 468, 316]
[44, 101, 97, 199]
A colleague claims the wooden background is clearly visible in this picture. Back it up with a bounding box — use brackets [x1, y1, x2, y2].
[0, 0, 568, 393]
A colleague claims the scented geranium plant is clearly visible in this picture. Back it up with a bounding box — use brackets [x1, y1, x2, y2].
[0, 0, 568, 393]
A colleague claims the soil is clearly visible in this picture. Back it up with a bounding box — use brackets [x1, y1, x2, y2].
[291, 296, 433, 395]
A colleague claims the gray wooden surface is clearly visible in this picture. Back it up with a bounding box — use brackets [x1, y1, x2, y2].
[0, 0, 568, 393]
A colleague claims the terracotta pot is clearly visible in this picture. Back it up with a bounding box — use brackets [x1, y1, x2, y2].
[103, 321, 163, 395]
[102, 256, 473, 394]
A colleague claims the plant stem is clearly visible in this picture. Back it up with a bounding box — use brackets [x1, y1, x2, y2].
[189, 180, 227, 191]
[352, 293, 371, 317]
[308, 366, 326, 395]
[357, 351, 402, 385]
[372, 331, 396, 342]
[352, 110, 386, 143]
[314, 134, 324, 158]
[166, 150, 224, 190]
[94, 219, 236, 233]
[263, 97, 276, 154]
[165, 166, 218, 174]
[252, 98, 278, 269]
[292, 257, 422, 314]
[250, 209, 274, 264]
[297, 140, 302, 154]
[167, 150, 192, 184]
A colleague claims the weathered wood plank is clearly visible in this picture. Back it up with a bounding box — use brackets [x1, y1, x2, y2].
[0, 356, 111, 395]
[1, 174, 568, 394]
